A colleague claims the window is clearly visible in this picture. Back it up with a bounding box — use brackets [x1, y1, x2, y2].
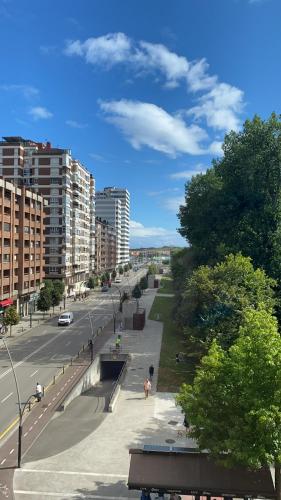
[50, 197, 59, 205]
[4, 239, 10, 247]
[49, 266, 58, 273]
[3, 222, 10, 232]
[24, 226, 30, 233]
[50, 227, 60, 233]
[50, 178, 60, 184]
[50, 188, 59, 195]
[50, 157, 59, 166]
[3, 254, 10, 262]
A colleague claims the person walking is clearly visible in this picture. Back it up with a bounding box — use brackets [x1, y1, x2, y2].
[148, 364, 154, 380]
[144, 378, 151, 399]
[35, 382, 42, 402]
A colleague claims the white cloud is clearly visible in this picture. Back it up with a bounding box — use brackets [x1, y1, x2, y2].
[130, 220, 185, 247]
[66, 119, 87, 128]
[89, 153, 108, 162]
[163, 196, 185, 213]
[186, 59, 217, 92]
[0, 84, 39, 99]
[64, 33, 132, 67]
[170, 163, 207, 180]
[148, 188, 180, 196]
[188, 83, 244, 132]
[100, 99, 207, 157]
[29, 106, 53, 120]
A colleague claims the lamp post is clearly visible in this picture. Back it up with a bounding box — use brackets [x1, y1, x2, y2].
[0, 334, 34, 468]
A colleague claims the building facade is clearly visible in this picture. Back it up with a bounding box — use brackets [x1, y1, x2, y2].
[95, 187, 130, 266]
[0, 136, 93, 294]
[95, 218, 117, 274]
[0, 179, 46, 316]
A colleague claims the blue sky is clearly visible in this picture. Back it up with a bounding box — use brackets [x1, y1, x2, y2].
[0, 0, 280, 248]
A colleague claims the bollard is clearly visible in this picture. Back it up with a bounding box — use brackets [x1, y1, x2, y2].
[43, 386, 45, 396]
[82, 344, 84, 352]
[53, 375, 56, 385]
[77, 351, 80, 358]
[28, 402, 31, 412]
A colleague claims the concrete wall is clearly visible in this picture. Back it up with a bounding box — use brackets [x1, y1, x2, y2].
[57, 355, 101, 412]
[148, 274, 155, 288]
[122, 300, 137, 329]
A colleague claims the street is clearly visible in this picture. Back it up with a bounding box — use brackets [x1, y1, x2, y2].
[0, 270, 145, 440]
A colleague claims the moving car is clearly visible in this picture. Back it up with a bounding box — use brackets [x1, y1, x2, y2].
[114, 278, 122, 283]
[58, 312, 73, 326]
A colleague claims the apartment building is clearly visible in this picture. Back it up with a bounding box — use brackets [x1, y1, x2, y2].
[89, 175, 95, 274]
[95, 218, 117, 274]
[0, 179, 45, 316]
[95, 187, 130, 266]
[0, 136, 92, 294]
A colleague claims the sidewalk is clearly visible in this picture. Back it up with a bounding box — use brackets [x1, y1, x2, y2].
[12, 288, 196, 499]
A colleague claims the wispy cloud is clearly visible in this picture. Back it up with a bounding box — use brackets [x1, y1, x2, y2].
[29, 106, 53, 120]
[163, 196, 185, 213]
[148, 188, 180, 196]
[170, 163, 207, 180]
[66, 119, 88, 129]
[130, 220, 185, 247]
[89, 153, 109, 163]
[0, 84, 39, 99]
[99, 99, 207, 157]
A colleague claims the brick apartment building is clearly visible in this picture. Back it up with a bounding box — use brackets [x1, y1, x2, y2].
[0, 136, 94, 294]
[95, 217, 117, 275]
[0, 179, 46, 316]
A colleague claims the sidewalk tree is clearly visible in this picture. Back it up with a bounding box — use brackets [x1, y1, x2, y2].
[51, 287, 61, 313]
[177, 308, 281, 499]
[4, 306, 20, 337]
[128, 263, 132, 270]
[148, 263, 158, 275]
[37, 288, 52, 318]
[87, 276, 96, 289]
[118, 266, 124, 275]
[124, 264, 129, 273]
[53, 279, 65, 296]
[178, 253, 276, 358]
[112, 269, 117, 280]
[105, 271, 110, 282]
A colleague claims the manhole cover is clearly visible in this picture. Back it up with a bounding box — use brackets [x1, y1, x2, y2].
[165, 439, 175, 444]
[168, 420, 178, 425]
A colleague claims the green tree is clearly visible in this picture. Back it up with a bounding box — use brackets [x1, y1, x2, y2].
[124, 264, 129, 273]
[4, 306, 20, 337]
[132, 283, 142, 310]
[148, 263, 158, 275]
[53, 279, 65, 296]
[139, 276, 148, 291]
[177, 308, 281, 499]
[88, 276, 96, 289]
[112, 269, 117, 280]
[105, 271, 110, 281]
[179, 114, 281, 282]
[178, 253, 276, 356]
[51, 287, 61, 313]
[37, 288, 52, 318]
[128, 263, 132, 270]
[118, 266, 124, 275]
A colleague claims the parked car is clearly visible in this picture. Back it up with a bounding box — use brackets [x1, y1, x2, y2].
[114, 278, 122, 283]
[58, 312, 73, 326]
[101, 285, 109, 292]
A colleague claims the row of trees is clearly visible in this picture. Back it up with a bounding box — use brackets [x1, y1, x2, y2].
[87, 264, 133, 289]
[173, 115, 281, 496]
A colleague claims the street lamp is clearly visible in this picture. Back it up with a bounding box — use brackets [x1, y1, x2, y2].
[0, 334, 35, 468]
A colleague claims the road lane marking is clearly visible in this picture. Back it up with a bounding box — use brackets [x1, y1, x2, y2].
[9, 448, 14, 454]
[65, 341, 71, 346]
[1, 392, 13, 403]
[17, 468, 128, 478]
[23, 432, 28, 437]
[0, 459, 6, 465]
[29, 370, 39, 377]
[14, 492, 130, 499]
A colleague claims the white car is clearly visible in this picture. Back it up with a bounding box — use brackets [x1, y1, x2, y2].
[114, 278, 122, 283]
[58, 312, 73, 326]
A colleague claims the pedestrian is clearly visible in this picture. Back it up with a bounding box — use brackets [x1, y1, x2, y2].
[35, 382, 42, 402]
[59, 306, 62, 312]
[115, 336, 121, 350]
[149, 364, 154, 380]
[144, 378, 151, 399]
[183, 415, 189, 428]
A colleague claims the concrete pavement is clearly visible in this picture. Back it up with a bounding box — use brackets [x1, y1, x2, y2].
[13, 287, 196, 499]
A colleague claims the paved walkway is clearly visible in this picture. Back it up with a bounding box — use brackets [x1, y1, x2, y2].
[12, 288, 195, 499]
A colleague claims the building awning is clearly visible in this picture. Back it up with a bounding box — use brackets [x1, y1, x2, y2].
[0, 299, 13, 308]
[128, 448, 276, 498]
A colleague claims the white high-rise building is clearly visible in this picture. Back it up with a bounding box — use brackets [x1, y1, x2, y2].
[95, 187, 130, 266]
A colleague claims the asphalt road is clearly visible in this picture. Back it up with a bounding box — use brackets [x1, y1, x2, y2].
[0, 269, 146, 438]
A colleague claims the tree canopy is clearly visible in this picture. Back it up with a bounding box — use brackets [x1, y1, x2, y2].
[177, 308, 281, 493]
[177, 253, 276, 355]
[4, 306, 20, 336]
[179, 114, 281, 282]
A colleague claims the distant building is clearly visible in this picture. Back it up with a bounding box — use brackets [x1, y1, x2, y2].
[0, 179, 46, 316]
[95, 217, 116, 274]
[96, 187, 130, 266]
[0, 136, 94, 294]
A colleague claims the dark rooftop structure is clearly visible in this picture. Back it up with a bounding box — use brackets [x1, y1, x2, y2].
[128, 448, 276, 498]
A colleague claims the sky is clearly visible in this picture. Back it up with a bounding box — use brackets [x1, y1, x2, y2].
[0, 0, 280, 248]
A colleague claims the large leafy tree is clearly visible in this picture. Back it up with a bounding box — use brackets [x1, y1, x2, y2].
[37, 288, 52, 318]
[179, 114, 281, 281]
[177, 308, 281, 499]
[178, 253, 276, 355]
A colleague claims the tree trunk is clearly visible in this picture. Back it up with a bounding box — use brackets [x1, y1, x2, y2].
[275, 462, 281, 500]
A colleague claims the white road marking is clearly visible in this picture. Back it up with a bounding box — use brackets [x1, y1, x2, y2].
[48, 403, 51, 407]
[23, 432, 28, 437]
[29, 426, 33, 431]
[33, 420, 38, 425]
[39, 413, 43, 419]
[9, 448, 14, 455]
[65, 341, 71, 346]
[29, 369, 39, 377]
[1, 392, 13, 403]
[14, 492, 131, 499]
[52, 397, 56, 401]
[0, 458, 6, 465]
